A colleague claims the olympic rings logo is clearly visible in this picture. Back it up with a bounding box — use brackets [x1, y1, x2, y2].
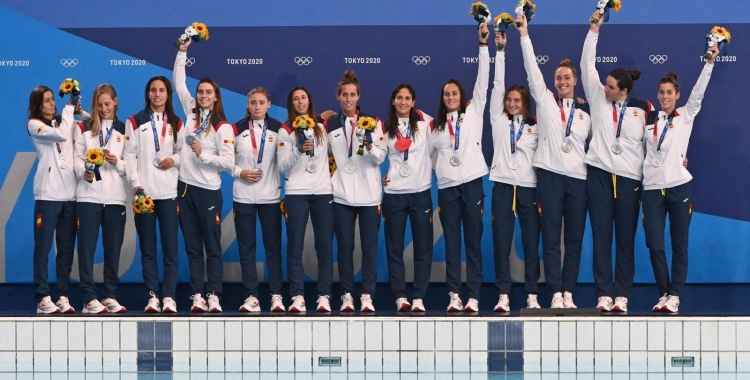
[412, 56, 431, 65]
[185, 57, 196, 67]
[60, 58, 78, 68]
[649, 55, 668, 64]
[294, 57, 313, 66]
[536, 55, 549, 65]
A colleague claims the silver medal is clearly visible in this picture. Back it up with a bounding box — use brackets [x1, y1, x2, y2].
[256, 168, 263, 178]
[399, 165, 412, 177]
[611, 142, 623, 154]
[306, 161, 317, 173]
[653, 153, 664, 167]
[450, 155, 461, 166]
[561, 140, 572, 153]
[507, 157, 520, 170]
[344, 162, 356, 174]
[153, 157, 161, 167]
[185, 135, 196, 145]
[57, 158, 67, 169]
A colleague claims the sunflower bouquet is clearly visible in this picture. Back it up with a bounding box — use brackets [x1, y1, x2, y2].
[705, 26, 731, 59]
[292, 115, 317, 156]
[591, 0, 621, 24]
[84, 148, 105, 182]
[133, 193, 155, 214]
[58, 78, 80, 98]
[494, 13, 515, 43]
[515, 0, 536, 27]
[356, 116, 378, 155]
[174, 22, 210, 48]
[470, 2, 491, 38]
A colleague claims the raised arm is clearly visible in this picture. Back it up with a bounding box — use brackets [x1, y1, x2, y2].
[468, 24, 491, 117]
[27, 104, 75, 143]
[684, 47, 718, 122]
[489, 33, 507, 127]
[173, 40, 196, 118]
[581, 12, 605, 100]
[517, 14, 548, 102]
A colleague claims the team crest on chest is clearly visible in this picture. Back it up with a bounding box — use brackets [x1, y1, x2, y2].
[269, 136, 274, 142]
[117, 137, 121, 142]
[633, 111, 639, 117]
[579, 112, 584, 120]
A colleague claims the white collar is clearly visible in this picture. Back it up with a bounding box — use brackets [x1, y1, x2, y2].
[448, 111, 459, 122]
[511, 114, 523, 123]
[560, 98, 574, 108]
[398, 117, 409, 126]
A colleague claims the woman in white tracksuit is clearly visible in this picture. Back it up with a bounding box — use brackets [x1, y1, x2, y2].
[123, 76, 183, 314]
[642, 46, 718, 313]
[430, 24, 491, 312]
[517, 14, 591, 309]
[174, 39, 235, 313]
[488, 31, 540, 313]
[232, 87, 284, 314]
[326, 70, 387, 313]
[277, 86, 334, 313]
[28, 86, 79, 314]
[583, 12, 655, 313]
[382, 84, 434, 313]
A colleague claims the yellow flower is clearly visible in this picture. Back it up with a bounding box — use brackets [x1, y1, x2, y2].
[87, 150, 100, 163]
[292, 117, 301, 128]
[193, 22, 207, 33]
[358, 117, 377, 131]
[495, 13, 514, 23]
[60, 82, 73, 93]
[713, 26, 731, 43]
[526, 0, 537, 9]
[613, 0, 622, 12]
[143, 197, 154, 208]
[304, 116, 316, 127]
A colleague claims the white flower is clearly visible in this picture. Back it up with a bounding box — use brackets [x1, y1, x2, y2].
[596, 0, 608, 13]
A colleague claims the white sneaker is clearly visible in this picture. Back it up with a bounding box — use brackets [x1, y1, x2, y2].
[37, 296, 61, 314]
[465, 298, 479, 312]
[663, 295, 680, 313]
[316, 295, 331, 312]
[144, 292, 161, 313]
[551, 292, 564, 308]
[360, 294, 375, 312]
[526, 294, 541, 309]
[340, 293, 355, 312]
[239, 295, 261, 313]
[289, 295, 306, 313]
[597, 296, 614, 312]
[411, 298, 425, 312]
[653, 293, 669, 312]
[162, 297, 177, 313]
[396, 297, 411, 312]
[613, 297, 628, 312]
[563, 291, 577, 308]
[102, 298, 126, 313]
[82, 299, 108, 314]
[56, 296, 75, 314]
[190, 293, 208, 313]
[270, 295, 285, 312]
[494, 294, 510, 312]
[207, 293, 222, 313]
[447, 292, 464, 312]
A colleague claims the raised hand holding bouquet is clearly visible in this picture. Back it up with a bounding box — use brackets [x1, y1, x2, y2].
[174, 22, 210, 48]
[591, 0, 621, 24]
[515, 0, 536, 27]
[494, 13, 515, 49]
[470, 2, 492, 38]
[705, 26, 731, 60]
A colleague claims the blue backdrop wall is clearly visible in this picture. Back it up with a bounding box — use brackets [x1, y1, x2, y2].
[1, 0, 748, 285]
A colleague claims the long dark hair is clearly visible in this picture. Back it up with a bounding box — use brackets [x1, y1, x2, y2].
[286, 86, 324, 145]
[386, 84, 420, 140]
[28, 85, 53, 120]
[193, 77, 226, 126]
[503, 84, 533, 120]
[435, 79, 467, 132]
[609, 68, 642, 95]
[145, 76, 178, 142]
